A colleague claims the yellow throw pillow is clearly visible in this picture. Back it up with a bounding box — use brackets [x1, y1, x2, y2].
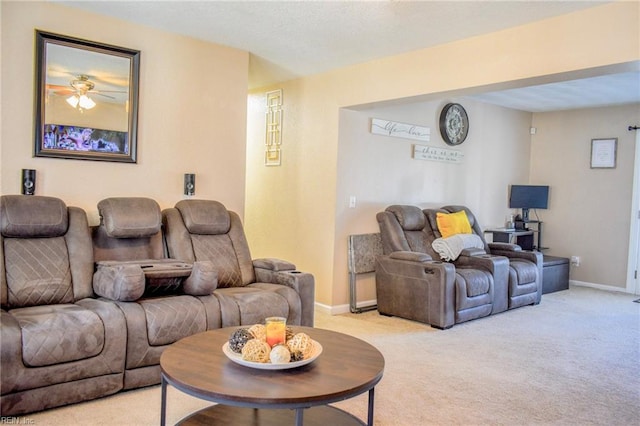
[436, 211, 472, 238]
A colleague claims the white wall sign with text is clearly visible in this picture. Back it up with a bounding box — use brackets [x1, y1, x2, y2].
[413, 144, 464, 164]
[371, 118, 430, 142]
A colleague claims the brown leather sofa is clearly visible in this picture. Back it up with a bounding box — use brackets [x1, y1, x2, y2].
[0, 195, 315, 415]
[376, 205, 509, 329]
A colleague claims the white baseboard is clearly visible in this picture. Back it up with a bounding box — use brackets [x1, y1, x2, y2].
[314, 299, 377, 316]
[314, 302, 333, 315]
[315, 283, 634, 316]
[569, 280, 633, 294]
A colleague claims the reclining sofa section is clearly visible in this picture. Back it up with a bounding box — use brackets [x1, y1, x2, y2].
[376, 204, 541, 330]
[0, 195, 315, 415]
[376, 205, 506, 329]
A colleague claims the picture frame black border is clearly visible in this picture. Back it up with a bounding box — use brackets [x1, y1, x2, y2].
[34, 30, 140, 163]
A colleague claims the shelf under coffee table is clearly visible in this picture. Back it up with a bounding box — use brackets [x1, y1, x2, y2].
[160, 326, 385, 426]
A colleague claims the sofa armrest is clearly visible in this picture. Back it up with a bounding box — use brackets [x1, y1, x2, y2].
[254, 266, 315, 327]
[183, 261, 218, 295]
[488, 247, 542, 266]
[389, 251, 432, 262]
[488, 242, 521, 252]
[93, 263, 145, 302]
[460, 248, 487, 257]
[93, 259, 217, 301]
[375, 255, 456, 329]
[252, 258, 296, 272]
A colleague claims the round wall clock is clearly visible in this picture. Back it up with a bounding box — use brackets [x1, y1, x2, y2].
[439, 103, 469, 146]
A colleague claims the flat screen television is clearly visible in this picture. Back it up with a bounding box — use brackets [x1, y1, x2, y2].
[509, 185, 549, 222]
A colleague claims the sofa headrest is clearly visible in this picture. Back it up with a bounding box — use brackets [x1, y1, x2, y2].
[175, 200, 230, 235]
[423, 208, 448, 234]
[386, 205, 425, 231]
[0, 195, 68, 238]
[98, 197, 161, 238]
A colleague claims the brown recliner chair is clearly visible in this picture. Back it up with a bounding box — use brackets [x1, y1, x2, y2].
[376, 205, 509, 329]
[424, 205, 543, 309]
[0, 195, 126, 415]
[91, 197, 220, 389]
[162, 199, 315, 327]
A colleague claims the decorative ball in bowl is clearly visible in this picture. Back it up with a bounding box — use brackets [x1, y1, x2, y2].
[223, 323, 322, 370]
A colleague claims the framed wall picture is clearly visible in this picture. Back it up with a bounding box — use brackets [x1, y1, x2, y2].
[34, 30, 140, 163]
[590, 138, 617, 169]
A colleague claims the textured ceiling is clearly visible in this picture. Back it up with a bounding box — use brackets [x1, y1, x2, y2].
[469, 70, 640, 112]
[55, 0, 639, 112]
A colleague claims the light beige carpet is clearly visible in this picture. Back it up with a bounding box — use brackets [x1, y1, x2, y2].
[20, 286, 640, 425]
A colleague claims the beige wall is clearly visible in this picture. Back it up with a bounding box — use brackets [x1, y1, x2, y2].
[1, 2, 249, 224]
[246, 81, 340, 307]
[531, 104, 640, 290]
[332, 100, 533, 305]
[246, 2, 640, 309]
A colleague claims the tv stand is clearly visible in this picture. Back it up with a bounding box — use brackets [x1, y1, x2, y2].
[514, 219, 545, 250]
[486, 220, 545, 251]
[484, 228, 534, 249]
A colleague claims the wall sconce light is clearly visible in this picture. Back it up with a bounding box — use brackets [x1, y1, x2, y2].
[21, 169, 36, 195]
[184, 173, 195, 196]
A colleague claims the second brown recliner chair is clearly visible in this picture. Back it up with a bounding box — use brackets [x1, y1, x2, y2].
[162, 199, 315, 327]
[376, 205, 509, 329]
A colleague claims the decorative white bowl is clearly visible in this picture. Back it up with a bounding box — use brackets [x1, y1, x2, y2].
[222, 340, 322, 370]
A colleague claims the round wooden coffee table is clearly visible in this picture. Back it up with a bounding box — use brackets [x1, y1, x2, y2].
[160, 327, 384, 426]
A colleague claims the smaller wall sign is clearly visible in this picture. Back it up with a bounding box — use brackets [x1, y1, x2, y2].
[371, 118, 430, 142]
[413, 144, 464, 164]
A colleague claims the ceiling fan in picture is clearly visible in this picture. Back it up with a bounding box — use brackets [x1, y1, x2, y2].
[47, 74, 127, 112]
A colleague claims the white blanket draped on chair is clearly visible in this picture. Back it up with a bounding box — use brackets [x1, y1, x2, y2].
[432, 234, 485, 261]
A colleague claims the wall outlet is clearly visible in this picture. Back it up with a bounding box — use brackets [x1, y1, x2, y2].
[570, 256, 580, 266]
[349, 195, 357, 208]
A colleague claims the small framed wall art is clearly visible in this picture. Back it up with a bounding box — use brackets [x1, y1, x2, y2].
[590, 138, 617, 169]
